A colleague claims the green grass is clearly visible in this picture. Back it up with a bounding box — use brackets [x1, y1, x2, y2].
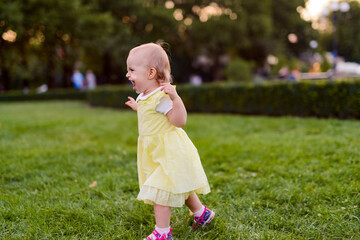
[0, 101, 359, 239]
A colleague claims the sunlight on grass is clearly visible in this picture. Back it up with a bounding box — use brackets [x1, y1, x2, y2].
[0, 101, 359, 239]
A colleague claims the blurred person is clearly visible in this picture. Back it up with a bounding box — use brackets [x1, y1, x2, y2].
[85, 70, 97, 90]
[278, 66, 289, 79]
[189, 74, 202, 86]
[125, 43, 214, 240]
[22, 80, 29, 94]
[71, 69, 84, 89]
[290, 68, 301, 82]
[37, 84, 48, 93]
[309, 62, 321, 73]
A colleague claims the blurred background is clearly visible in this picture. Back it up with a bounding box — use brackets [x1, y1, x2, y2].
[1, 0, 360, 92]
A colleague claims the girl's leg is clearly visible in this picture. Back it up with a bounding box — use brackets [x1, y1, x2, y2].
[153, 203, 171, 228]
[186, 193, 215, 229]
[185, 193, 203, 213]
[144, 203, 173, 239]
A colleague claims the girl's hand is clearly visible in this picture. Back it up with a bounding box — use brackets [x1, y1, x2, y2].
[160, 83, 179, 101]
[125, 96, 138, 111]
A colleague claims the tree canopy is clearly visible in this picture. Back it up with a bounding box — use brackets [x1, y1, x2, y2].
[321, 1, 360, 63]
[0, 0, 316, 90]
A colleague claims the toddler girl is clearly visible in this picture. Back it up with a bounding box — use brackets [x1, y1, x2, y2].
[125, 43, 214, 240]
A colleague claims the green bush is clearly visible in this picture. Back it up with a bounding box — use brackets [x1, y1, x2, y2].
[87, 80, 360, 119]
[2, 80, 360, 119]
[0, 89, 86, 101]
[223, 58, 254, 82]
[180, 80, 360, 118]
[86, 85, 136, 109]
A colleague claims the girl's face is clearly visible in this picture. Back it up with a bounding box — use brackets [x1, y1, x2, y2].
[126, 52, 150, 94]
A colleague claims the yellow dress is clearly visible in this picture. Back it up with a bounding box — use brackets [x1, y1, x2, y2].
[136, 88, 210, 207]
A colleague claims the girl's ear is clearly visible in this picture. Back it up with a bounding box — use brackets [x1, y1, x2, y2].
[148, 67, 157, 80]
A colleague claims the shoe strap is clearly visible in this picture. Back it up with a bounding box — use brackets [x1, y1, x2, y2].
[147, 228, 172, 240]
[146, 230, 163, 240]
[194, 205, 209, 222]
[199, 205, 207, 218]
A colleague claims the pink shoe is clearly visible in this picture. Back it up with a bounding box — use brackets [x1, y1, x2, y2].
[143, 228, 173, 240]
[193, 206, 215, 229]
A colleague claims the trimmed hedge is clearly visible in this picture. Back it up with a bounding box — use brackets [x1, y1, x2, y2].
[86, 85, 137, 109]
[2, 80, 360, 119]
[0, 89, 87, 101]
[178, 80, 360, 118]
[87, 80, 360, 119]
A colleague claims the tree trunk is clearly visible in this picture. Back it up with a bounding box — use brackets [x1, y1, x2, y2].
[0, 39, 10, 90]
[62, 64, 72, 88]
[47, 56, 56, 89]
[212, 48, 224, 81]
[0, 67, 10, 91]
[102, 52, 112, 84]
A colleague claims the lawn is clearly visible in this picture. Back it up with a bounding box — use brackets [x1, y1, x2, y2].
[0, 101, 359, 239]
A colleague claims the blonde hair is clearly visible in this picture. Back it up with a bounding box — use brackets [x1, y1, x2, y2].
[130, 42, 172, 83]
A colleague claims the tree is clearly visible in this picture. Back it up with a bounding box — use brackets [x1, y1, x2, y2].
[0, 0, 114, 90]
[156, 0, 315, 81]
[334, 1, 360, 62]
[0, 0, 318, 89]
[0, 1, 24, 90]
[85, 0, 181, 84]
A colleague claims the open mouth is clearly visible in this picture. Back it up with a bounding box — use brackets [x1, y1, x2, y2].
[130, 80, 136, 89]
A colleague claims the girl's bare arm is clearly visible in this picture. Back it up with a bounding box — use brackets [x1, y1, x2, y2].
[160, 83, 187, 127]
